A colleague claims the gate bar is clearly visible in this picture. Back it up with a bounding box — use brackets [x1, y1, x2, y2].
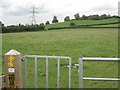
[46, 57, 49, 89]
[24, 57, 27, 89]
[83, 77, 120, 81]
[34, 57, 38, 89]
[69, 57, 72, 88]
[79, 57, 83, 88]
[25, 55, 70, 59]
[57, 57, 60, 88]
[82, 57, 120, 61]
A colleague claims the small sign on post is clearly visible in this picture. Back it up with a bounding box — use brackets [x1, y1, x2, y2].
[5, 49, 22, 88]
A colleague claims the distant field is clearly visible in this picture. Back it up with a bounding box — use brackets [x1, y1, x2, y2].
[2, 28, 119, 88]
[91, 24, 119, 27]
[45, 18, 118, 29]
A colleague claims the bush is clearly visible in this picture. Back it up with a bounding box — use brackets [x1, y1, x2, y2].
[70, 22, 76, 26]
[39, 23, 45, 30]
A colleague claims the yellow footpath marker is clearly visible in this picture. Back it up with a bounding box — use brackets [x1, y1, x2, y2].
[8, 55, 14, 68]
[5, 49, 22, 88]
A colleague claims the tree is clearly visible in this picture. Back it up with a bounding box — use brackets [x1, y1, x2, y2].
[107, 14, 112, 19]
[0, 21, 2, 26]
[52, 16, 58, 23]
[88, 15, 99, 20]
[81, 15, 88, 20]
[113, 15, 119, 18]
[64, 16, 70, 21]
[99, 14, 107, 20]
[39, 23, 45, 30]
[46, 21, 50, 25]
[74, 13, 80, 20]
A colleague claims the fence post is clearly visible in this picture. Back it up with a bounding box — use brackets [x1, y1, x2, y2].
[79, 57, 83, 89]
[5, 49, 22, 88]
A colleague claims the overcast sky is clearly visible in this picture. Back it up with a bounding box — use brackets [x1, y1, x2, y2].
[0, 0, 119, 26]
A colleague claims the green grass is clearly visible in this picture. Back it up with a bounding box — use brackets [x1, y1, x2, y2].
[45, 18, 118, 29]
[2, 28, 119, 88]
[91, 24, 119, 27]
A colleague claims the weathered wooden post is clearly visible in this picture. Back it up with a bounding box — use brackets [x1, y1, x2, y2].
[5, 49, 22, 88]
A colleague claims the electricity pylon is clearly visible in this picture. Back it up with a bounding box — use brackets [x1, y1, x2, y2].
[30, 6, 37, 25]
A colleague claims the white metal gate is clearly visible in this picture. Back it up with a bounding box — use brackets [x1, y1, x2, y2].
[23, 55, 120, 88]
[77, 57, 120, 87]
[23, 55, 75, 88]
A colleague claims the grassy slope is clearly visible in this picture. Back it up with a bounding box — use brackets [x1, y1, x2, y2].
[45, 18, 118, 29]
[91, 24, 119, 27]
[2, 28, 119, 88]
[2, 28, 118, 57]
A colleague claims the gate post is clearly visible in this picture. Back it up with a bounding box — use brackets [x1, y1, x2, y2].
[5, 49, 22, 88]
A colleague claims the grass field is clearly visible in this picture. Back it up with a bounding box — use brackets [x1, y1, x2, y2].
[2, 28, 119, 88]
[91, 24, 119, 27]
[45, 18, 118, 29]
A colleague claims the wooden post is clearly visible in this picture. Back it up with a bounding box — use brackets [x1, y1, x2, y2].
[5, 49, 22, 88]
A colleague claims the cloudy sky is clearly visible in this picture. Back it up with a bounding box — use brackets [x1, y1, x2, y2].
[0, 0, 119, 26]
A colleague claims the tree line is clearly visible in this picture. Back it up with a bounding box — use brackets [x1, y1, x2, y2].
[1, 13, 119, 33]
[2, 23, 45, 33]
[48, 14, 119, 24]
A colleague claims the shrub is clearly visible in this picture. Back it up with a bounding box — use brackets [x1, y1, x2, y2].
[70, 22, 76, 26]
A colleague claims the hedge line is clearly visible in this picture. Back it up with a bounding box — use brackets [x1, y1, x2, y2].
[2, 22, 119, 33]
[2, 25, 45, 33]
[48, 22, 120, 30]
[76, 22, 120, 27]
